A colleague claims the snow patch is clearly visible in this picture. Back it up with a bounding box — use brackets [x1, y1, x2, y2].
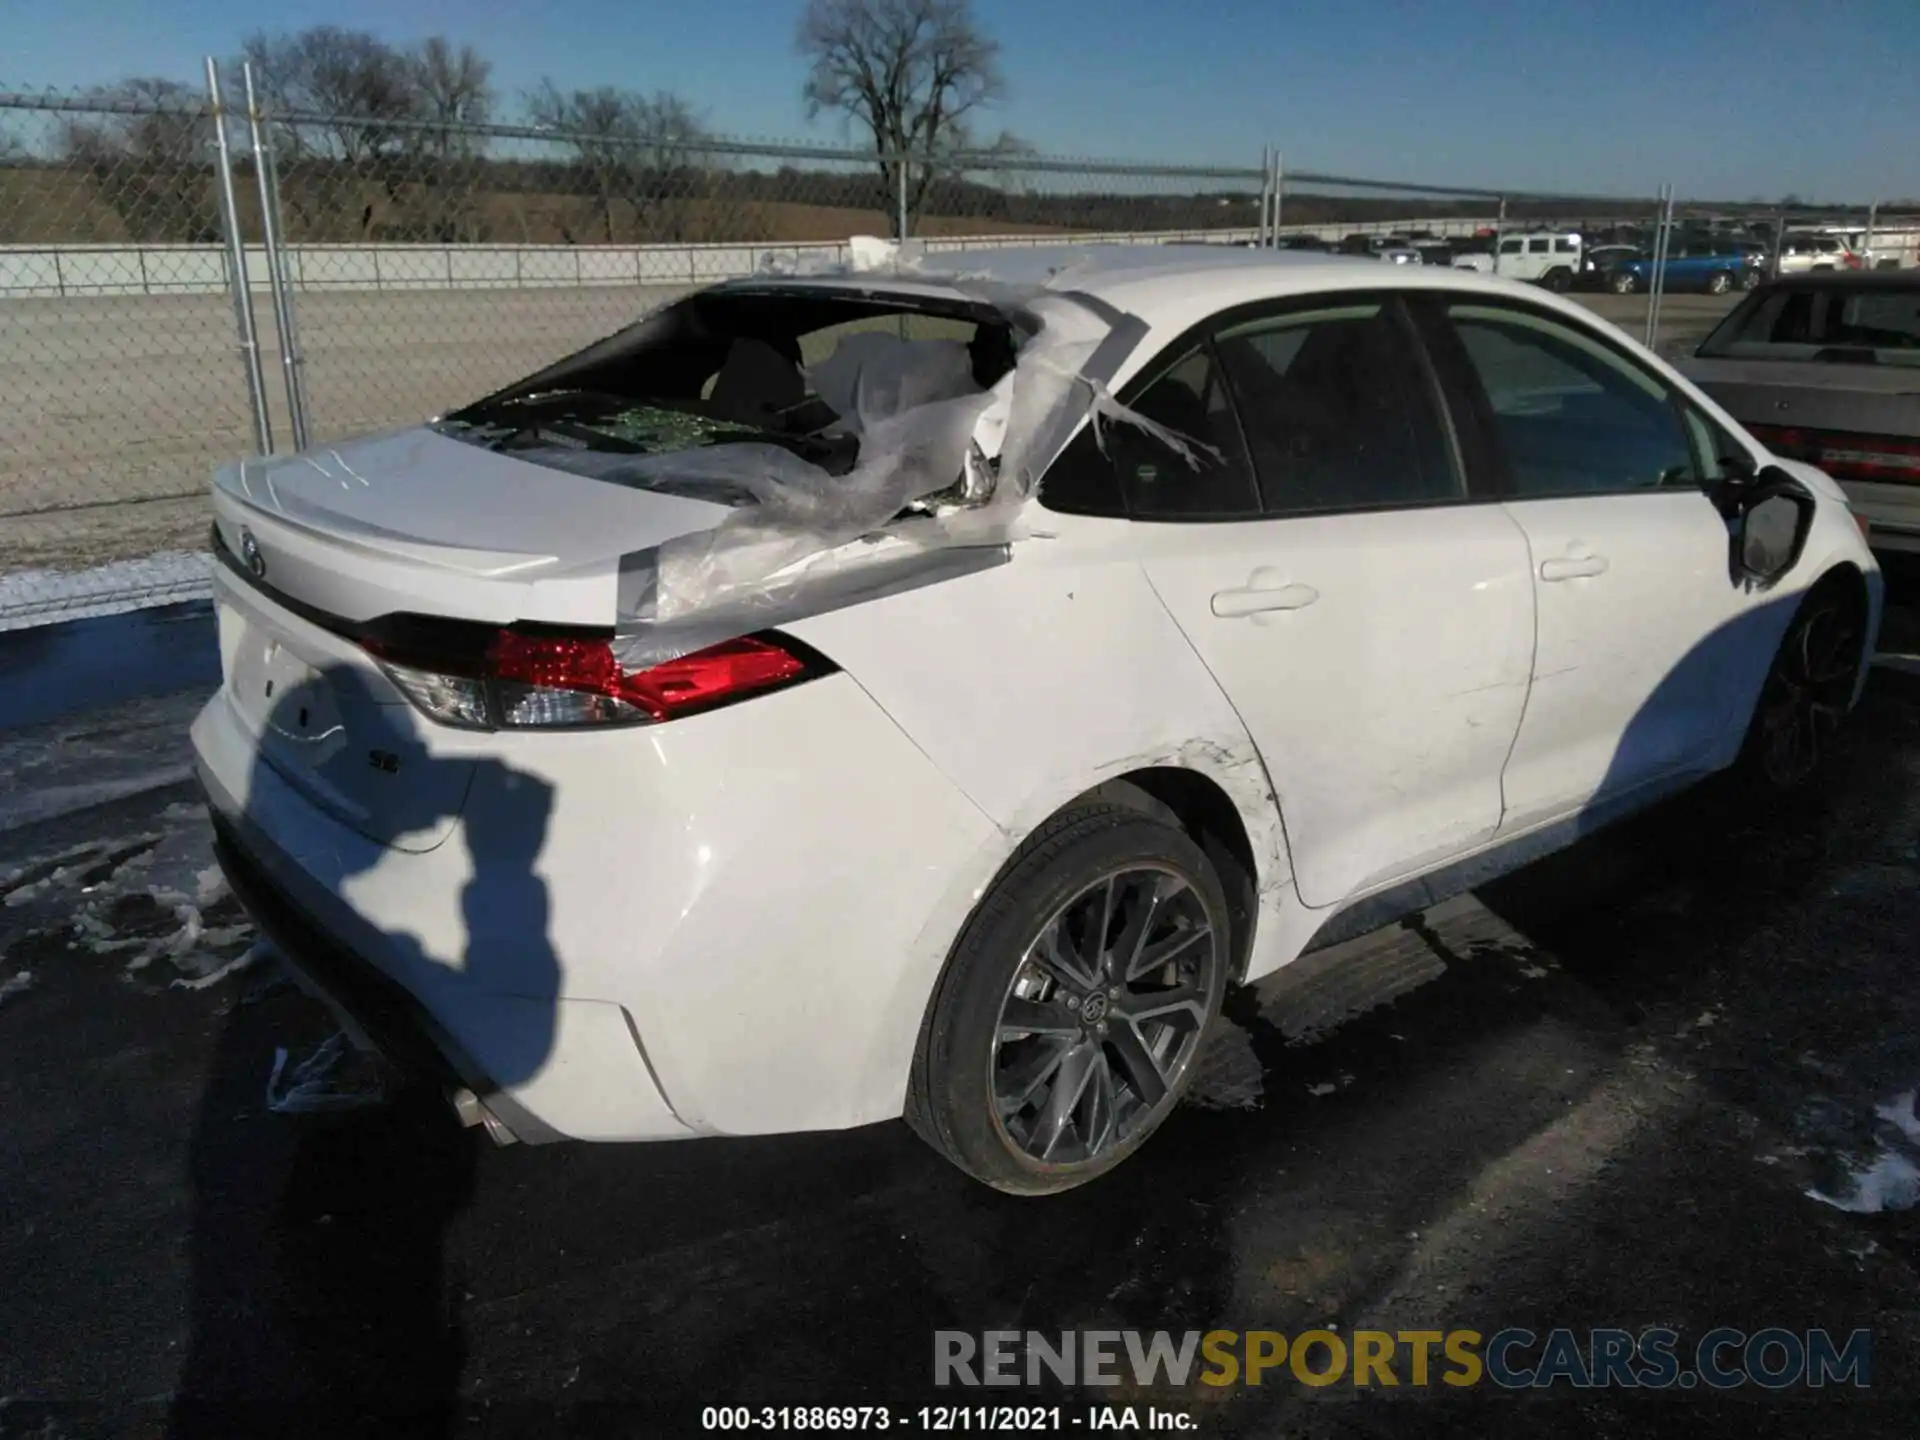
[1807, 1149, 1920, 1215]
[0, 551, 211, 631]
[170, 938, 274, 991]
[1802, 1090, 1920, 1215]
[5, 803, 255, 985]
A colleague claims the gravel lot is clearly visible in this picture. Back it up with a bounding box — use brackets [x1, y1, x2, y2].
[0, 282, 1738, 574]
[0, 563, 1917, 1436]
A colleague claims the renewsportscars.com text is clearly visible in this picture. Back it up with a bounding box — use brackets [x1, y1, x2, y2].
[934, 1327, 1872, 1390]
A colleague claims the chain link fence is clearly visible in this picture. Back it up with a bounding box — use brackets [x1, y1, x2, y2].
[0, 83, 260, 610]
[2, 63, 1914, 624]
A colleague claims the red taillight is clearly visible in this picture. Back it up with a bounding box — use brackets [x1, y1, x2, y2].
[370, 625, 823, 730]
[487, 631, 806, 723]
[1747, 423, 1920, 484]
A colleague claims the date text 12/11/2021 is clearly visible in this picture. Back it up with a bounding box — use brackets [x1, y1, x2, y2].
[701, 1405, 1196, 1431]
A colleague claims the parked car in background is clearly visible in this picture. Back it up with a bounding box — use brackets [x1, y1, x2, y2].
[1682, 271, 1920, 552]
[1576, 244, 1644, 291]
[1607, 239, 1761, 296]
[1274, 235, 1334, 253]
[195, 247, 1880, 1194]
[1412, 240, 1456, 267]
[1452, 230, 1583, 290]
[1777, 232, 1861, 275]
[1376, 243, 1422, 265]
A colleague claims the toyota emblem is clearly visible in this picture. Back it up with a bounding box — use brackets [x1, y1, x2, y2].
[240, 528, 265, 579]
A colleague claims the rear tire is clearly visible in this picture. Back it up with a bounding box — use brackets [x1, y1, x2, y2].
[1544, 267, 1573, 293]
[1736, 577, 1868, 792]
[1707, 269, 1734, 295]
[905, 804, 1230, 1195]
[1610, 269, 1639, 295]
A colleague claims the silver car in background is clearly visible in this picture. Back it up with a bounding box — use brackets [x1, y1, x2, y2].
[1680, 272, 1920, 551]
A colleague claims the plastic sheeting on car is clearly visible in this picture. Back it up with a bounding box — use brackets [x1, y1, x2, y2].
[605, 241, 1190, 671]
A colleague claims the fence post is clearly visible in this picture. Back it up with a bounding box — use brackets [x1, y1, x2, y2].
[1643, 184, 1672, 350]
[1272, 151, 1283, 241]
[1257, 147, 1271, 246]
[896, 155, 910, 241]
[205, 56, 273, 456]
[1493, 196, 1507, 275]
[1864, 199, 1879, 267]
[244, 61, 310, 451]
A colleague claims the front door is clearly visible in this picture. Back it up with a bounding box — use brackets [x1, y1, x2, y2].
[1428, 297, 1758, 829]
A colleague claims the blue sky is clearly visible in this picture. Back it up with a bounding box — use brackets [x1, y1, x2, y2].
[8, 0, 1919, 201]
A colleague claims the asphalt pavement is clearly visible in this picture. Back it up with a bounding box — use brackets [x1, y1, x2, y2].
[2, 565, 1918, 1438]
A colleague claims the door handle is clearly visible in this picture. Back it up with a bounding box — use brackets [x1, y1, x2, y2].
[1210, 582, 1320, 618]
[1539, 555, 1609, 582]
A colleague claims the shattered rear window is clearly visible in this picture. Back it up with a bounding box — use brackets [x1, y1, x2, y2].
[585, 405, 764, 451]
[433, 288, 1021, 485]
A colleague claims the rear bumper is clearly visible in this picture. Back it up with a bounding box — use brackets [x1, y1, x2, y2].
[196, 692, 694, 1144]
[210, 812, 563, 1144]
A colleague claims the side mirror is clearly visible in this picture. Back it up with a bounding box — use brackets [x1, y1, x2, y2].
[1727, 465, 1815, 589]
[1703, 452, 1761, 518]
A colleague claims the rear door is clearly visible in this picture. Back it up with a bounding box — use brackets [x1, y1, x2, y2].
[1096, 293, 1535, 908]
[1421, 296, 1760, 829]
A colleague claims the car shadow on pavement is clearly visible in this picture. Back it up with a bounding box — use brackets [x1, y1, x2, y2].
[166, 667, 559, 1439]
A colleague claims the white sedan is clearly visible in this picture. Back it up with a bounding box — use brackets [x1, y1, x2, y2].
[193, 246, 1881, 1194]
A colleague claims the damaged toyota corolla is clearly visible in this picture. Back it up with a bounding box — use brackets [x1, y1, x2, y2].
[194, 242, 1881, 1193]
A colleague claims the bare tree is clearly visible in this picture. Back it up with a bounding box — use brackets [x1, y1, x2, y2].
[406, 37, 494, 240]
[241, 27, 416, 163]
[60, 78, 219, 242]
[410, 37, 493, 155]
[796, 0, 1005, 234]
[526, 83, 709, 242]
[527, 82, 638, 243]
[239, 26, 425, 232]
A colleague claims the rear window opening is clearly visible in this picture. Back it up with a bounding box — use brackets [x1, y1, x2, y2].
[1698, 284, 1920, 367]
[435, 288, 1028, 489]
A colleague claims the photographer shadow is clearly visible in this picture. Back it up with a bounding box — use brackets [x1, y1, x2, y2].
[167, 663, 559, 1437]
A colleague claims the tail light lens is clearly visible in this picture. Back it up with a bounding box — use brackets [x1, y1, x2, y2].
[366, 627, 827, 730]
[1747, 422, 1920, 484]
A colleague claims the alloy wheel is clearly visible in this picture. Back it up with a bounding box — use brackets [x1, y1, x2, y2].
[990, 866, 1219, 1166]
[1756, 601, 1862, 788]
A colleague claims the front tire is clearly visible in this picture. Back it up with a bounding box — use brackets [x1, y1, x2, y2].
[1737, 579, 1868, 791]
[906, 804, 1230, 1195]
[1707, 269, 1734, 295]
[1610, 269, 1639, 295]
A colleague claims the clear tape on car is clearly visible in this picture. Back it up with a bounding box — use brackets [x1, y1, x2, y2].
[605, 240, 1184, 671]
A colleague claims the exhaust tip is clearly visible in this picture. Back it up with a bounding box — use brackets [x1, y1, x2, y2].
[447, 1085, 520, 1146]
[448, 1085, 485, 1128]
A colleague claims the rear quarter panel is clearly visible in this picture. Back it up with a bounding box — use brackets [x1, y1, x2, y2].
[785, 527, 1302, 980]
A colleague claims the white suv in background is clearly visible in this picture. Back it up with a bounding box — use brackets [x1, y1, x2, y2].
[1454, 230, 1583, 290]
[1776, 232, 1859, 275]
